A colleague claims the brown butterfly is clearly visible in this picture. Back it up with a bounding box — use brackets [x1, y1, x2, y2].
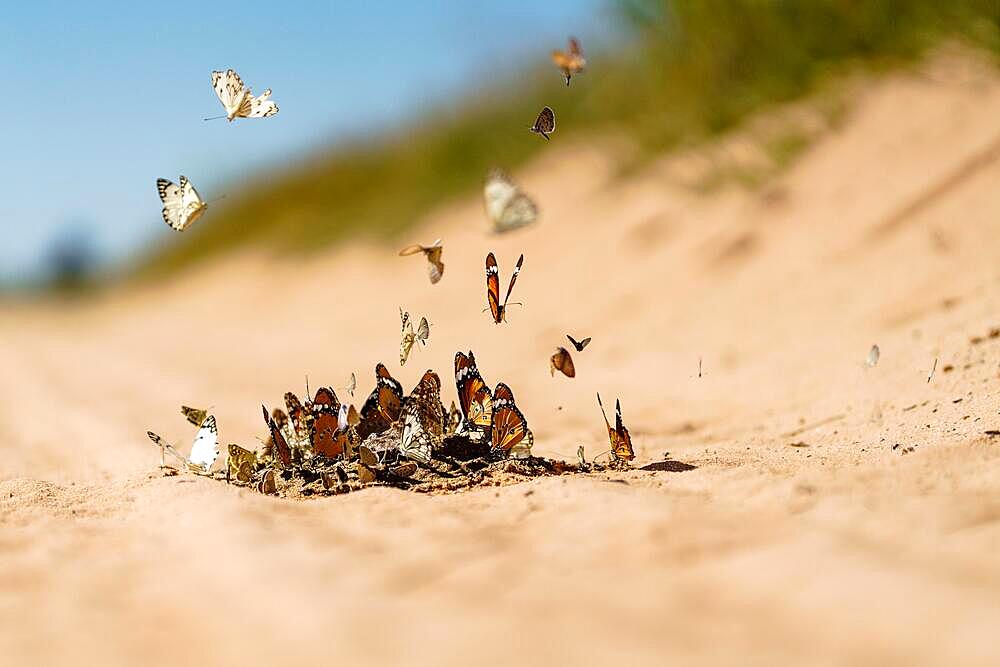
[550, 347, 575, 378]
[227, 444, 258, 483]
[284, 391, 312, 450]
[551, 36, 586, 86]
[399, 370, 444, 464]
[357, 363, 404, 441]
[256, 468, 277, 495]
[455, 350, 494, 435]
[567, 335, 591, 352]
[262, 405, 292, 467]
[486, 252, 524, 324]
[491, 382, 533, 458]
[445, 400, 463, 435]
[311, 387, 348, 459]
[530, 106, 555, 140]
[597, 393, 635, 463]
[181, 405, 209, 427]
[398, 239, 444, 284]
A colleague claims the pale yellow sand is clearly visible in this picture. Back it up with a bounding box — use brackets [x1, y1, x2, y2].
[3, 52, 1000, 665]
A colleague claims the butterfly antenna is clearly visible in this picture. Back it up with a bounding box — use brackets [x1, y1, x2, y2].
[305, 375, 311, 399]
[542, 132, 550, 141]
[207, 195, 228, 204]
[202, 115, 226, 121]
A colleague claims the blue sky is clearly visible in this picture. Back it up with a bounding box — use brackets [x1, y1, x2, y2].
[0, 1, 612, 283]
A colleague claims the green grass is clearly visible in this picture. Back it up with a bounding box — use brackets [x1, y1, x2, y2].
[134, 0, 999, 279]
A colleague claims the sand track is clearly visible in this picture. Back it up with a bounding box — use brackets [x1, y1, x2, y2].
[3, 52, 1000, 664]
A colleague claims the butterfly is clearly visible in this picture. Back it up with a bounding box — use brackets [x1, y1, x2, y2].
[311, 387, 348, 459]
[551, 37, 586, 86]
[284, 392, 312, 450]
[445, 400, 463, 435]
[567, 335, 591, 352]
[257, 468, 277, 495]
[597, 393, 635, 463]
[262, 405, 292, 467]
[550, 347, 575, 378]
[345, 372, 357, 397]
[357, 363, 404, 441]
[156, 176, 207, 231]
[486, 252, 524, 324]
[491, 383, 533, 458]
[454, 351, 494, 436]
[530, 106, 555, 140]
[399, 309, 430, 366]
[483, 169, 538, 233]
[866, 344, 880, 368]
[210, 69, 278, 122]
[227, 444, 259, 483]
[181, 405, 209, 427]
[399, 370, 444, 464]
[398, 239, 445, 284]
[146, 414, 220, 474]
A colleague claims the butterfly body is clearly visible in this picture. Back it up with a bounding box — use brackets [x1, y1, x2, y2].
[211, 69, 278, 122]
[530, 106, 555, 140]
[486, 253, 524, 324]
[156, 176, 207, 231]
[398, 240, 445, 284]
[597, 394, 635, 464]
[399, 370, 444, 464]
[551, 37, 586, 86]
[483, 170, 538, 233]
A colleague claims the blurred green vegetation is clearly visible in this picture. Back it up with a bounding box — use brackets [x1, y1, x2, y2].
[137, 0, 999, 278]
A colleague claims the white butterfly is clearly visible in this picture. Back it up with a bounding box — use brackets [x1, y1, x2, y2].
[156, 176, 207, 231]
[399, 309, 430, 366]
[146, 414, 219, 474]
[211, 69, 278, 122]
[484, 169, 538, 233]
[399, 408, 433, 464]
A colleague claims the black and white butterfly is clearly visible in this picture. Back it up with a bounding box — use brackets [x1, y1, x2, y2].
[210, 69, 278, 122]
[156, 176, 207, 231]
[399, 370, 444, 464]
[530, 106, 555, 140]
[483, 169, 538, 233]
[147, 414, 219, 474]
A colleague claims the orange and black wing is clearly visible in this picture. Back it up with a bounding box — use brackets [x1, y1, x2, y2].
[486, 252, 501, 323]
[263, 404, 292, 467]
[311, 387, 346, 458]
[491, 382, 530, 454]
[358, 363, 404, 440]
[550, 347, 575, 377]
[284, 391, 311, 444]
[455, 351, 494, 430]
[613, 399, 635, 461]
[502, 254, 524, 310]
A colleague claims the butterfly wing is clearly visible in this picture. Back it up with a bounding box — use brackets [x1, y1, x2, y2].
[486, 253, 502, 323]
[212, 69, 247, 118]
[597, 393, 617, 452]
[358, 363, 404, 440]
[311, 387, 346, 459]
[454, 351, 494, 432]
[502, 254, 524, 308]
[245, 88, 278, 118]
[533, 107, 555, 134]
[400, 319, 415, 365]
[156, 178, 186, 231]
[550, 347, 575, 378]
[567, 335, 592, 352]
[491, 383, 531, 456]
[398, 244, 424, 256]
[227, 444, 258, 483]
[426, 245, 444, 284]
[416, 317, 430, 345]
[188, 415, 219, 471]
[569, 36, 583, 57]
[399, 371, 443, 464]
[263, 405, 292, 467]
[613, 399, 636, 461]
[179, 176, 207, 229]
[181, 405, 208, 427]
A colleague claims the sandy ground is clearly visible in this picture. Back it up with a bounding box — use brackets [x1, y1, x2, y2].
[4, 51, 1000, 665]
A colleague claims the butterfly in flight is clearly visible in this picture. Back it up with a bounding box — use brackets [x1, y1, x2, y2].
[181, 405, 209, 427]
[550, 346, 575, 378]
[227, 444, 259, 483]
[398, 239, 445, 284]
[399, 309, 430, 365]
[530, 106, 555, 140]
[597, 393, 635, 464]
[483, 169, 538, 234]
[262, 405, 293, 467]
[486, 252, 524, 324]
[491, 383, 533, 459]
[551, 37, 586, 86]
[567, 335, 591, 352]
[454, 351, 494, 437]
[208, 69, 278, 122]
[357, 363, 404, 441]
[866, 344, 880, 368]
[345, 372, 357, 398]
[146, 414, 219, 474]
[156, 176, 207, 231]
[399, 370, 444, 464]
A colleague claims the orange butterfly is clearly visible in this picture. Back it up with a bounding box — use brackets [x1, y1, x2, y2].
[455, 351, 493, 434]
[262, 405, 292, 467]
[311, 386, 348, 459]
[550, 347, 575, 378]
[357, 363, 404, 441]
[551, 37, 586, 86]
[491, 383, 533, 458]
[597, 393, 635, 463]
[486, 252, 524, 324]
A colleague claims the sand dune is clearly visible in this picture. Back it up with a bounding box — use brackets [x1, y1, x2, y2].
[4, 51, 1000, 665]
